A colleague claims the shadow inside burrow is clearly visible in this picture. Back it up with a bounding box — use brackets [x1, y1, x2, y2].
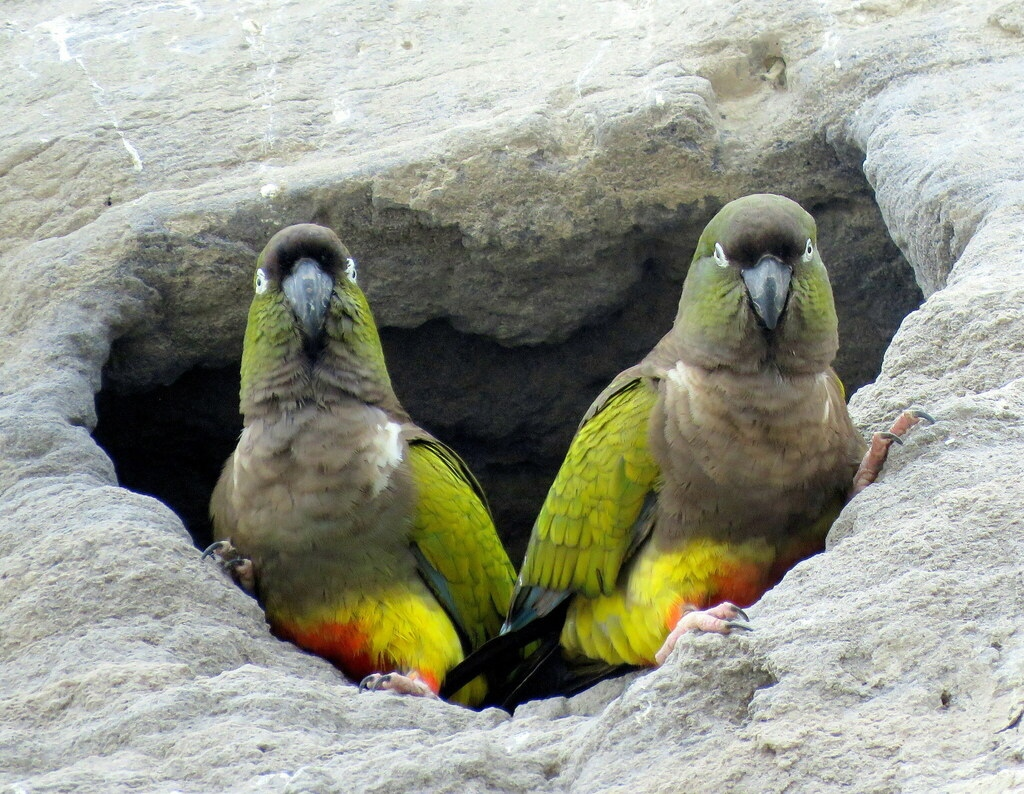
[91, 192, 923, 562]
[91, 262, 689, 559]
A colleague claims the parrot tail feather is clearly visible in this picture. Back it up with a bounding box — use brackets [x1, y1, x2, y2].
[496, 639, 637, 711]
[440, 596, 572, 707]
[441, 594, 638, 711]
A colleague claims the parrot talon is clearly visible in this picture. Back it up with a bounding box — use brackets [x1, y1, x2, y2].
[201, 540, 230, 560]
[359, 673, 391, 692]
[201, 539, 255, 593]
[655, 602, 751, 665]
[359, 671, 438, 699]
[225, 557, 252, 573]
[850, 407, 935, 497]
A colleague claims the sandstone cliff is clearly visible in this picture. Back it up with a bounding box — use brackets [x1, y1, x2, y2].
[1, 1, 1022, 791]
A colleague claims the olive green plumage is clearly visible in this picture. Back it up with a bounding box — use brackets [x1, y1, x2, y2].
[212, 224, 515, 705]
[443, 194, 866, 708]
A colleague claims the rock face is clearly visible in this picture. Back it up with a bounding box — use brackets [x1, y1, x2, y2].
[1, 1, 1022, 791]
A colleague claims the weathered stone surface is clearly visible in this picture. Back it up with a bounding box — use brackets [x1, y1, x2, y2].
[1, 0, 1022, 792]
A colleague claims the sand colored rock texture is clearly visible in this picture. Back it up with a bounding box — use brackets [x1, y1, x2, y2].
[1, 1, 1022, 791]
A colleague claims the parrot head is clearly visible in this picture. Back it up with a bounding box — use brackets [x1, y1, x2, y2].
[239, 224, 394, 412]
[675, 194, 839, 376]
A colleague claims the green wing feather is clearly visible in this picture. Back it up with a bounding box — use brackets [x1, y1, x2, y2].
[407, 438, 516, 651]
[520, 377, 661, 598]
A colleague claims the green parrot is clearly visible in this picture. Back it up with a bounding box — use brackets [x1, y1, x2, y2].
[208, 223, 516, 705]
[443, 193, 921, 707]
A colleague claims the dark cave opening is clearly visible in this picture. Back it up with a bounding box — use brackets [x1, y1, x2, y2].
[91, 195, 923, 563]
[91, 258, 685, 561]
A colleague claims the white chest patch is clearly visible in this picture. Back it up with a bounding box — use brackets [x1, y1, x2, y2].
[666, 360, 692, 390]
[367, 420, 404, 497]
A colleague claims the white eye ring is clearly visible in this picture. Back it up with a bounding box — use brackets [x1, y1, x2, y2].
[345, 257, 358, 283]
[713, 242, 729, 268]
[802, 238, 814, 262]
[254, 268, 269, 294]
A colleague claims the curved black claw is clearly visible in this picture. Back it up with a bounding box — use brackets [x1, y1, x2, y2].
[733, 606, 750, 622]
[202, 539, 255, 593]
[359, 673, 391, 692]
[725, 620, 754, 632]
[909, 409, 936, 425]
[878, 431, 904, 446]
[202, 540, 230, 560]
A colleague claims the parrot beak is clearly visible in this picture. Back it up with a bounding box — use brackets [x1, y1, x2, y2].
[283, 257, 335, 346]
[742, 254, 792, 331]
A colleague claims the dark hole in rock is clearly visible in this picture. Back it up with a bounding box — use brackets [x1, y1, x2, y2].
[92, 193, 922, 562]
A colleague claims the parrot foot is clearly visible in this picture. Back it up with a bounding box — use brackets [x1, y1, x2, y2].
[201, 539, 256, 594]
[654, 602, 752, 665]
[359, 671, 439, 699]
[850, 409, 935, 497]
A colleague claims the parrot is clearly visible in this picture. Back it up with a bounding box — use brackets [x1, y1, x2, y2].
[441, 193, 929, 708]
[207, 223, 516, 706]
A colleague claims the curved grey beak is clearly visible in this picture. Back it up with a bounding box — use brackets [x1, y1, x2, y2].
[742, 254, 792, 331]
[282, 257, 334, 342]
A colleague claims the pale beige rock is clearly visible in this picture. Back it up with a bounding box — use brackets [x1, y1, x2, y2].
[1, 0, 1022, 792]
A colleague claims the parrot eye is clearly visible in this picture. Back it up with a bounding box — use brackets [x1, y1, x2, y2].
[802, 239, 814, 262]
[254, 268, 269, 294]
[713, 242, 729, 268]
[345, 257, 358, 283]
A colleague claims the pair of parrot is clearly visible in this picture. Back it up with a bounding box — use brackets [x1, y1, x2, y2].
[208, 195, 922, 709]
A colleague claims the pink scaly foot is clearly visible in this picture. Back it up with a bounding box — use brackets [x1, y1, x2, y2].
[850, 409, 935, 498]
[202, 539, 256, 594]
[359, 671, 439, 699]
[654, 602, 752, 665]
